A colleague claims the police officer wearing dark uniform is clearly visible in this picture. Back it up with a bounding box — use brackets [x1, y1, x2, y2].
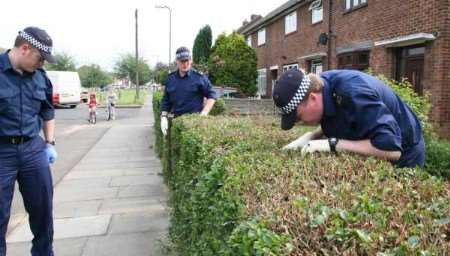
[273, 69, 425, 168]
[0, 27, 57, 255]
[160, 46, 217, 136]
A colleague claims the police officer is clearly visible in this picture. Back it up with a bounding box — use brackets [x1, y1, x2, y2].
[273, 69, 425, 168]
[160, 46, 217, 136]
[0, 27, 57, 255]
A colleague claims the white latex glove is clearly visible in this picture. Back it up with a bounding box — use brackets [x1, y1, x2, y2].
[301, 139, 330, 156]
[161, 116, 168, 136]
[200, 111, 208, 117]
[282, 131, 315, 150]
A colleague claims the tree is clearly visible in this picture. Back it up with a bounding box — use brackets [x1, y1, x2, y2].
[114, 53, 152, 86]
[153, 62, 169, 84]
[45, 52, 77, 71]
[192, 25, 212, 66]
[78, 64, 113, 88]
[208, 32, 258, 96]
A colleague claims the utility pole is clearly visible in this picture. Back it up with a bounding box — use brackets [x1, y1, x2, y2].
[135, 8, 140, 102]
[155, 5, 172, 69]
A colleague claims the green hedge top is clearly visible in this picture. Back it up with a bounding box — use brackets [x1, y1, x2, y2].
[168, 115, 450, 255]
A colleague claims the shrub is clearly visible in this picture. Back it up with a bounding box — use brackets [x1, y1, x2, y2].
[164, 115, 450, 255]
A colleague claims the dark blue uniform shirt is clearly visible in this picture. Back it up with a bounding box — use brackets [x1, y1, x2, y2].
[161, 69, 217, 117]
[0, 51, 54, 138]
[320, 70, 424, 168]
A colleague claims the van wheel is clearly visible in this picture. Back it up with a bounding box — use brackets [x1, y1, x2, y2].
[70, 105, 77, 109]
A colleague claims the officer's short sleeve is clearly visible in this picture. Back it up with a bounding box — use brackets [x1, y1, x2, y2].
[350, 87, 402, 152]
[200, 76, 217, 99]
[40, 72, 55, 121]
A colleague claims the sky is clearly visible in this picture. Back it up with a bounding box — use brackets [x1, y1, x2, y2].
[0, 0, 282, 71]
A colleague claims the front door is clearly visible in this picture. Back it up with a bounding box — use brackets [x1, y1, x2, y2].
[270, 69, 278, 97]
[396, 46, 425, 95]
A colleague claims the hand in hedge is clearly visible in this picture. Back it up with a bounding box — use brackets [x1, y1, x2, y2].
[282, 131, 315, 150]
[301, 139, 330, 155]
[161, 116, 168, 136]
[200, 111, 208, 117]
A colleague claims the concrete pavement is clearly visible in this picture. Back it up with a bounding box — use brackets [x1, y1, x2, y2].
[6, 96, 171, 256]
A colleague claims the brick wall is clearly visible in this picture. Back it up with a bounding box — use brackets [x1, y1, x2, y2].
[245, 0, 450, 138]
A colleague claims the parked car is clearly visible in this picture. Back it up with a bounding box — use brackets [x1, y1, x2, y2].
[80, 88, 89, 103]
[47, 71, 81, 108]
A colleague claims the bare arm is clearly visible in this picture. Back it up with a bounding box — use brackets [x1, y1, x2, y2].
[43, 119, 55, 143]
[337, 139, 401, 161]
[201, 98, 216, 115]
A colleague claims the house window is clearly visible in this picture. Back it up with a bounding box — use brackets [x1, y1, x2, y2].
[310, 0, 323, 24]
[283, 63, 299, 72]
[258, 28, 266, 46]
[257, 68, 267, 96]
[247, 36, 252, 47]
[285, 11, 297, 34]
[345, 0, 367, 10]
[338, 51, 370, 71]
[310, 60, 323, 74]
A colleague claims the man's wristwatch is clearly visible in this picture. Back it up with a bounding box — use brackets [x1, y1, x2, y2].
[46, 139, 56, 146]
[328, 137, 338, 153]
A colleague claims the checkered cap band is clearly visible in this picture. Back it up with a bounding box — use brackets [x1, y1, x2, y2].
[280, 75, 311, 114]
[18, 30, 52, 53]
[176, 51, 190, 59]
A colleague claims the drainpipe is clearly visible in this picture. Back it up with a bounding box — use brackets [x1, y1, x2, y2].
[327, 0, 333, 70]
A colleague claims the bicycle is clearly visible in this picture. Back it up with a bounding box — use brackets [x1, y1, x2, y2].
[106, 102, 116, 121]
[88, 108, 97, 124]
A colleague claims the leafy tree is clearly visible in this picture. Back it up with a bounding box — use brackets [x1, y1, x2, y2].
[208, 32, 258, 96]
[45, 52, 77, 71]
[192, 25, 212, 65]
[78, 64, 113, 88]
[113, 53, 152, 86]
[154, 62, 169, 84]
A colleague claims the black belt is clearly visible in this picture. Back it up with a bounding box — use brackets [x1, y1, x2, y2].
[0, 136, 33, 145]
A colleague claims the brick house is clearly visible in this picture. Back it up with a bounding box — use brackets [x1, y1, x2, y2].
[237, 0, 450, 138]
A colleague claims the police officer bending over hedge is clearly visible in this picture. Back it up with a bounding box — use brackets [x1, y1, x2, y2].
[0, 27, 57, 255]
[273, 69, 425, 168]
[160, 46, 217, 136]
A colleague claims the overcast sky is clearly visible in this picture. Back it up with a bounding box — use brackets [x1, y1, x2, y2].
[0, 0, 282, 71]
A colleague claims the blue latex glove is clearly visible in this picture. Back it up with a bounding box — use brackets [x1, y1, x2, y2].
[45, 144, 58, 164]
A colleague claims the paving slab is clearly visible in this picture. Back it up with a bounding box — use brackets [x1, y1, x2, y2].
[99, 198, 165, 215]
[54, 200, 102, 218]
[82, 231, 167, 256]
[109, 211, 169, 234]
[7, 215, 112, 242]
[110, 175, 163, 187]
[7, 237, 87, 256]
[117, 184, 168, 199]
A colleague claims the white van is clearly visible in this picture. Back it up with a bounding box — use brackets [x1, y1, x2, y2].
[46, 71, 81, 108]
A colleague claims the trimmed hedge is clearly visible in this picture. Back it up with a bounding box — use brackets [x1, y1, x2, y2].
[161, 115, 450, 255]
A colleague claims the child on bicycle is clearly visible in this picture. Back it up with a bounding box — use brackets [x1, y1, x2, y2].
[88, 93, 97, 123]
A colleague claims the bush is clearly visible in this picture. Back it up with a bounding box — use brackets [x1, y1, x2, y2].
[163, 115, 450, 255]
[376, 74, 449, 178]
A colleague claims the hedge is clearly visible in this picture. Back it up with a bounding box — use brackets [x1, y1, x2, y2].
[158, 114, 450, 255]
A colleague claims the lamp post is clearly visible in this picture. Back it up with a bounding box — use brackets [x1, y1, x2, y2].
[155, 5, 172, 69]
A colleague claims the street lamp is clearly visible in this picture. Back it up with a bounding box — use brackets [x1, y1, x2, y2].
[155, 4, 172, 68]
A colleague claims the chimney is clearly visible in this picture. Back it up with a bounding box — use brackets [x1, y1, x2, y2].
[242, 19, 249, 26]
[250, 14, 261, 21]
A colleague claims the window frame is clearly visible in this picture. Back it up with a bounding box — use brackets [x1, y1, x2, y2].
[258, 28, 266, 46]
[310, 0, 323, 24]
[284, 11, 297, 35]
[344, 0, 368, 12]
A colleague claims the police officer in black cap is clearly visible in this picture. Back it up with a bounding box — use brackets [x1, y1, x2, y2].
[0, 27, 57, 255]
[273, 69, 425, 168]
[160, 46, 217, 136]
